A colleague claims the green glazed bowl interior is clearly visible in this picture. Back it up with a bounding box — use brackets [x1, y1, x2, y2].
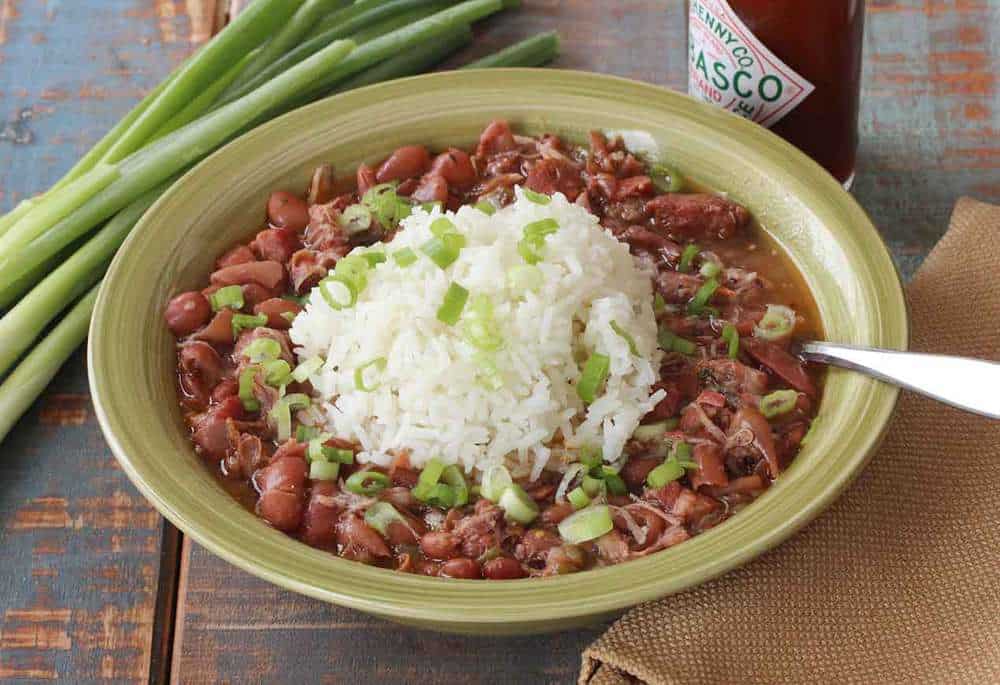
[90, 70, 907, 634]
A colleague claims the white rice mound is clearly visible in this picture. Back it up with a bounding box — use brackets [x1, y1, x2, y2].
[290, 187, 664, 477]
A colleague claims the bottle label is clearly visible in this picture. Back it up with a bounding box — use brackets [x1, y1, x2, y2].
[687, 0, 815, 127]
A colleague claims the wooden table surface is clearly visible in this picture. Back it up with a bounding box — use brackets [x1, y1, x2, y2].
[1, 1, 997, 683]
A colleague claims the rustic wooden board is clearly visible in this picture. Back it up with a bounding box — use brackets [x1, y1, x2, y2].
[0, 2, 216, 682]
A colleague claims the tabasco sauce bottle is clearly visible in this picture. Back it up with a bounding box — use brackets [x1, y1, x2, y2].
[687, 0, 865, 187]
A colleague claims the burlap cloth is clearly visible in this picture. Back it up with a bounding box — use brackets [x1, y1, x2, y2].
[580, 197, 1000, 684]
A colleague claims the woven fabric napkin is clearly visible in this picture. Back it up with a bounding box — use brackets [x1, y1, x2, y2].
[580, 197, 1000, 685]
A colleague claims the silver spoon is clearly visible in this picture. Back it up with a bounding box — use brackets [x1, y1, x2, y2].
[798, 342, 1000, 420]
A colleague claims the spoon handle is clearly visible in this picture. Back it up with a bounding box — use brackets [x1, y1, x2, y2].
[799, 341, 1000, 420]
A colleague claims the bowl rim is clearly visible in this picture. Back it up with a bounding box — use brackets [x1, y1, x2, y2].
[90, 68, 907, 627]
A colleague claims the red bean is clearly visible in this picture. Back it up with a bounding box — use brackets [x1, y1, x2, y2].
[411, 174, 448, 204]
[164, 291, 211, 337]
[621, 457, 660, 490]
[178, 341, 223, 400]
[482, 557, 527, 580]
[429, 148, 476, 185]
[301, 481, 341, 548]
[385, 515, 425, 547]
[255, 455, 308, 532]
[439, 557, 481, 579]
[211, 378, 238, 403]
[267, 191, 310, 232]
[253, 298, 301, 329]
[251, 228, 301, 264]
[216, 244, 256, 269]
[194, 309, 234, 346]
[375, 145, 431, 183]
[419, 531, 461, 560]
[541, 502, 575, 525]
[356, 164, 376, 196]
[210, 260, 286, 290]
[240, 283, 276, 309]
[336, 514, 391, 559]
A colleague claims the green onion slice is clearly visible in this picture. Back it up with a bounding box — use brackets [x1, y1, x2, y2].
[307, 437, 354, 465]
[420, 201, 443, 212]
[522, 188, 551, 205]
[760, 389, 799, 419]
[678, 243, 699, 273]
[269, 393, 310, 442]
[309, 460, 340, 481]
[646, 459, 684, 488]
[296, 425, 321, 443]
[507, 264, 543, 292]
[231, 312, 267, 338]
[291, 356, 323, 383]
[610, 320, 638, 355]
[261, 359, 291, 387]
[650, 163, 685, 193]
[558, 505, 614, 544]
[209, 285, 244, 312]
[462, 294, 502, 351]
[722, 323, 740, 359]
[653, 293, 666, 314]
[473, 351, 504, 391]
[579, 444, 603, 468]
[319, 275, 358, 310]
[659, 328, 697, 355]
[523, 218, 559, 239]
[393, 247, 418, 267]
[475, 200, 497, 215]
[567, 487, 591, 510]
[581, 474, 606, 497]
[498, 484, 539, 524]
[364, 502, 409, 537]
[420, 236, 460, 270]
[238, 365, 261, 412]
[687, 277, 720, 314]
[338, 204, 372, 233]
[441, 465, 469, 507]
[601, 468, 627, 495]
[437, 282, 469, 326]
[480, 465, 513, 502]
[344, 470, 390, 496]
[699, 260, 722, 279]
[361, 251, 386, 267]
[334, 255, 370, 292]
[577, 353, 611, 404]
[632, 420, 672, 442]
[242, 337, 281, 362]
[354, 357, 387, 392]
[754, 304, 797, 340]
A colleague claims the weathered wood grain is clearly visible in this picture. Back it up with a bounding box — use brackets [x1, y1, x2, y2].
[0, 2, 216, 682]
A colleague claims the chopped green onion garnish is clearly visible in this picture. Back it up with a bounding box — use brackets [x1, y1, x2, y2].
[699, 260, 722, 279]
[261, 359, 291, 387]
[269, 393, 310, 443]
[309, 460, 340, 481]
[610, 320, 638, 355]
[558, 505, 613, 544]
[238, 365, 261, 412]
[517, 219, 560, 265]
[760, 389, 799, 419]
[296, 425, 321, 443]
[577, 353, 610, 404]
[678, 243, 699, 273]
[473, 351, 504, 390]
[415, 458, 446, 492]
[522, 188, 551, 205]
[307, 437, 354, 464]
[361, 183, 411, 229]
[413, 458, 460, 509]
[659, 328, 697, 355]
[581, 474, 605, 497]
[430, 217, 458, 238]
[461, 294, 502, 351]
[338, 204, 372, 233]
[498, 484, 539, 524]
[291, 356, 323, 383]
[242, 337, 281, 362]
[474, 200, 496, 215]
[319, 275, 358, 310]
[480, 465, 513, 502]
[523, 218, 559, 239]
[601, 468, 627, 496]
[361, 251, 386, 267]
[687, 277, 720, 314]
[650, 163, 684, 193]
[653, 293, 666, 314]
[441, 465, 469, 507]
[436, 282, 469, 325]
[344, 470, 390, 496]
[646, 459, 684, 488]
[579, 444, 602, 468]
[393, 247, 418, 267]
[231, 312, 267, 338]
[507, 264, 543, 292]
[722, 323, 740, 359]
[420, 236, 460, 270]
[354, 357, 387, 392]
[567, 487, 591, 510]
[364, 502, 409, 537]
[334, 255, 370, 292]
[209, 285, 244, 312]
[633, 421, 671, 442]
[754, 304, 797, 340]
[420, 201, 443, 212]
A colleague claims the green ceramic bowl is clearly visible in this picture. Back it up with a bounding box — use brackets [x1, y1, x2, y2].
[90, 70, 907, 634]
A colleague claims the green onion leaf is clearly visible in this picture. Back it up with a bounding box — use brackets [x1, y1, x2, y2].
[480, 465, 513, 502]
[760, 389, 799, 419]
[558, 505, 613, 544]
[523, 218, 559, 239]
[687, 277, 720, 314]
[699, 260, 722, 279]
[507, 264, 543, 292]
[319, 274, 358, 310]
[579, 444, 603, 468]
[498, 484, 539, 523]
[269, 393, 310, 443]
[474, 200, 497, 215]
[291, 356, 323, 383]
[420, 236, 460, 270]
[577, 353, 610, 404]
[309, 460, 340, 481]
[354, 357, 387, 392]
[242, 337, 281, 362]
[441, 465, 469, 507]
[261, 359, 291, 387]
[473, 351, 504, 390]
[601, 468, 627, 495]
[209, 285, 244, 312]
[364, 502, 408, 537]
[461, 294, 502, 351]
[334, 254, 370, 292]
[344, 470, 390, 496]
[238, 365, 261, 412]
[338, 204, 372, 233]
[653, 293, 666, 314]
[392, 247, 418, 267]
[296, 425, 321, 443]
[567, 487, 591, 510]
[522, 188, 551, 205]
[361, 251, 386, 267]
[420, 201, 443, 212]
[650, 163, 685, 193]
[678, 243, 699, 273]
[722, 323, 740, 359]
[610, 320, 638, 355]
[581, 474, 605, 497]
[658, 328, 697, 355]
[632, 420, 673, 442]
[646, 459, 684, 488]
[436, 282, 469, 325]
[753, 304, 797, 340]
[231, 312, 268, 338]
